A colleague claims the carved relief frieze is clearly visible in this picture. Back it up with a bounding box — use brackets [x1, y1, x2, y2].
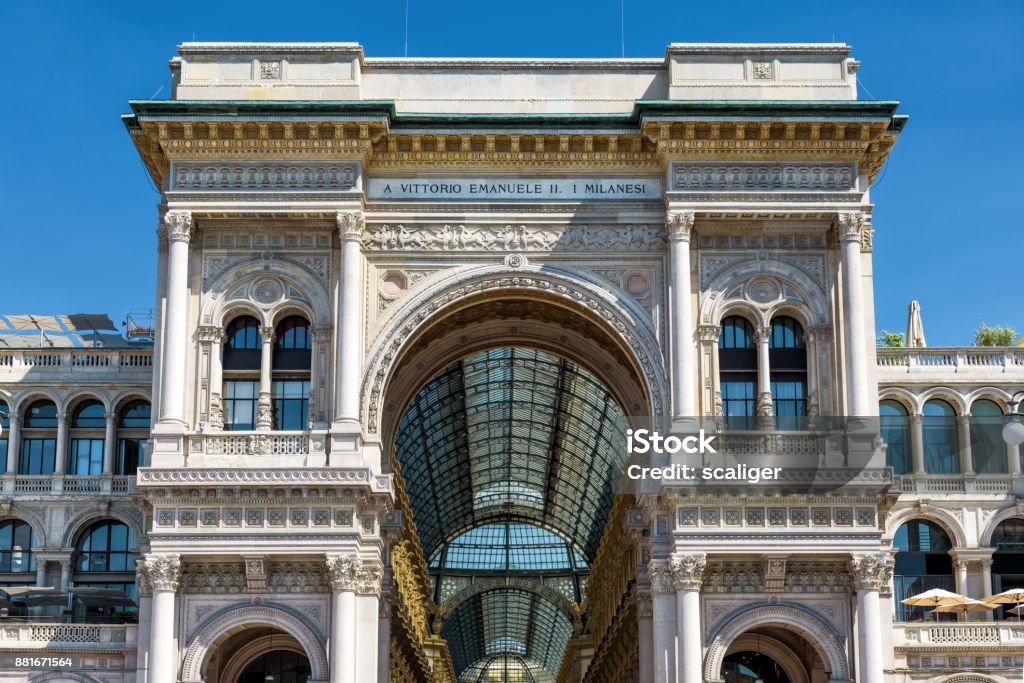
[362, 223, 666, 252]
[702, 560, 764, 593]
[699, 250, 827, 292]
[170, 162, 357, 193]
[201, 250, 331, 290]
[784, 561, 851, 593]
[673, 162, 857, 192]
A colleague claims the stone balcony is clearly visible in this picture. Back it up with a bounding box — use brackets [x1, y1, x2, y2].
[876, 346, 1024, 382]
[893, 621, 1024, 674]
[0, 622, 137, 650]
[893, 474, 1024, 496]
[0, 349, 153, 381]
[0, 474, 136, 497]
[185, 430, 329, 467]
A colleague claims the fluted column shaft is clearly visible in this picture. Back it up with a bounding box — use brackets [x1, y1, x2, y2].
[335, 213, 364, 422]
[671, 554, 705, 683]
[838, 212, 871, 416]
[139, 554, 181, 683]
[648, 560, 677, 683]
[158, 212, 193, 426]
[850, 553, 891, 683]
[667, 212, 695, 418]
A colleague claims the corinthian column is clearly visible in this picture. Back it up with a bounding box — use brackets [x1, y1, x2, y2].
[355, 560, 383, 683]
[334, 212, 364, 424]
[158, 211, 193, 427]
[667, 211, 696, 418]
[138, 554, 181, 683]
[647, 560, 677, 683]
[326, 554, 360, 683]
[755, 325, 774, 429]
[257, 326, 275, 431]
[850, 553, 891, 683]
[671, 553, 706, 683]
[837, 212, 871, 416]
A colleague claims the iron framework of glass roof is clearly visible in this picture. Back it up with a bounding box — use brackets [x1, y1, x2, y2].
[394, 347, 630, 681]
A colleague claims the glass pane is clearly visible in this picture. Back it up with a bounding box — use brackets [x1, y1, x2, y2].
[26, 401, 58, 428]
[225, 316, 260, 350]
[69, 439, 104, 475]
[72, 401, 106, 428]
[119, 401, 151, 429]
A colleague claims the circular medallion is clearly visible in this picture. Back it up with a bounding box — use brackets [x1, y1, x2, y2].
[252, 278, 284, 305]
[747, 278, 780, 304]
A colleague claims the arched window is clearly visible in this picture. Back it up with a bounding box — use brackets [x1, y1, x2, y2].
[970, 399, 1006, 474]
[1019, 402, 1024, 473]
[893, 520, 954, 621]
[117, 401, 150, 475]
[20, 400, 57, 475]
[923, 400, 959, 474]
[769, 316, 807, 430]
[880, 400, 911, 475]
[0, 520, 34, 573]
[68, 400, 105, 475]
[719, 316, 756, 430]
[74, 520, 137, 622]
[272, 316, 311, 431]
[991, 518, 1024, 620]
[0, 401, 8, 468]
[223, 316, 261, 431]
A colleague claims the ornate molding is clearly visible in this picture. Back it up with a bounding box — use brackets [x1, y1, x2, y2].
[164, 211, 194, 244]
[197, 325, 224, 344]
[849, 552, 893, 593]
[170, 162, 357, 192]
[361, 223, 665, 251]
[648, 560, 675, 594]
[325, 554, 360, 592]
[670, 553, 707, 591]
[835, 210, 870, 247]
[673, 162, 857, 192]
[336, 211, 364, 241]
[666, 211, 695, 241]
[138, 553, 181, 592]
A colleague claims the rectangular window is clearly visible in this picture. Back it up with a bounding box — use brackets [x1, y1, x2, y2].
[272, 380, 310, 431]
[721, 379, 755, 430]
[19, 439, 56, 475]
[117, 438, 146, 475]
[68, 438, 104, 475]
[223, 380, 259, 431]
[771, 379, 807, 430]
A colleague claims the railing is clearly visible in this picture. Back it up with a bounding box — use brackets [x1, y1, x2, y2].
[877, 347, 1024, 374]
[893, 474, 1022, 495]
[1, 475, 137, 496]
[0, 622, 136, 647]
[188, 431, 327, 458]
[0, 349, 152, 375]
[895, 622, 1024, 648]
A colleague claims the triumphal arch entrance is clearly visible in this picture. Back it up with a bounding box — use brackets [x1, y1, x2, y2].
[124, 40, 905, 683]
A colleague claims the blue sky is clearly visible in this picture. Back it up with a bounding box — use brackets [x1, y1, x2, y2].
[2, 0, 1021, 346]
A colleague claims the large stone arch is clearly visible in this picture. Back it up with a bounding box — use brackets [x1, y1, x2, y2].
[724, 633, 810, 683]
[29, 673, 106, 683]
[361, 262, 669, 444]
[218, 633, 310, 683]
[980, 503, 1024, 547]
[703, 604, 851, 682]
[180, 604, 328, 683]
[699, 257, 830, 330]
[933, 675, 1006, 683]
[884, 506, 968, 548]
[199, 257, 331, 329]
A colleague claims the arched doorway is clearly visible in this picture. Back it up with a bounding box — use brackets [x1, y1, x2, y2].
[722, 651, 791, 683]
[236, 649, 311, 683]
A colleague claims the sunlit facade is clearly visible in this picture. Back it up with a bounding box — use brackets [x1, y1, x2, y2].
[0, 40, 1022, 683]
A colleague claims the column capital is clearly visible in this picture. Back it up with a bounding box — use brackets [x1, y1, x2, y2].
[163, 211, 194, 244]
[260, 326, 275, 345]
[138, 553, 181, 593]
[810, 326, 833, 343]
[336, 211, 365, 241]
[849, 552, 893, 592]
[634, 588, 653, 617]
[325, 553, 361, 592]
[647, 559, 675, 594]
[666, 211, 695, 242]
[670, 552, 706, 591]
[697, 325, 721, 342]
[754, 325, 771, 344]
[197, 325, 225, 344]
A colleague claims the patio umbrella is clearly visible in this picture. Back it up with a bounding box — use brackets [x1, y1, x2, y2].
[906, 300, 926, 348]
[930, 599, 993, 616]
[0, 587, 67, 607]
[986, 588, 1024, 617]
[68, 587, 136, 608]
[901, 588, 971, 608]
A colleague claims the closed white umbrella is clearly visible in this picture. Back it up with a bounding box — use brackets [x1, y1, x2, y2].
[906, 300, 926, 348]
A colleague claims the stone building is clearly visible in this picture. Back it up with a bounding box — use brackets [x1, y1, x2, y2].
[0, 40, 1022, 683]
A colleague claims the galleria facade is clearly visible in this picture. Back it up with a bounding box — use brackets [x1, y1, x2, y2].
[1, 41, 1023, 683]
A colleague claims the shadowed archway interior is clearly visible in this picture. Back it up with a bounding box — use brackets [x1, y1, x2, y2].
[394, 346, 630, 681]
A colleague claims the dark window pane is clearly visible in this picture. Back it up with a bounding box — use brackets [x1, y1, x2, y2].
[72, 401, 106, 428]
